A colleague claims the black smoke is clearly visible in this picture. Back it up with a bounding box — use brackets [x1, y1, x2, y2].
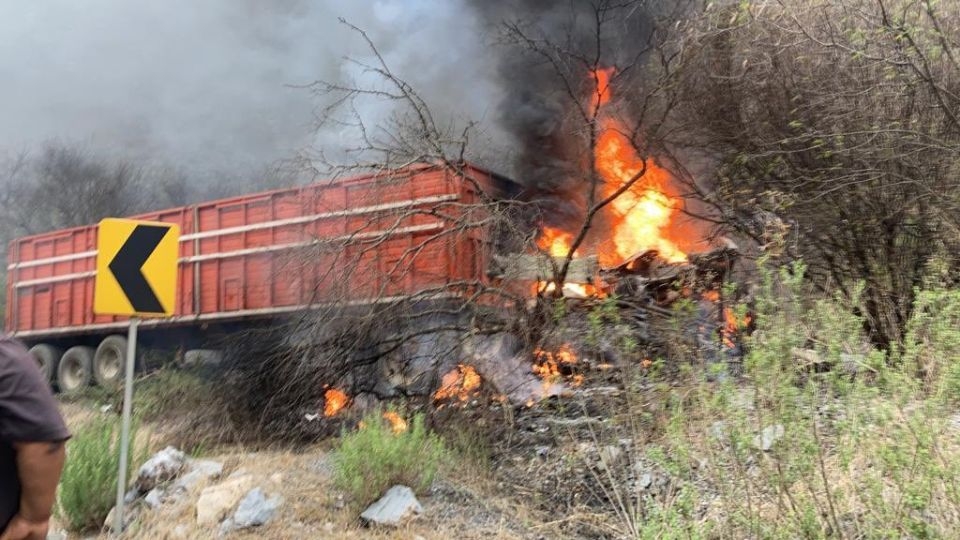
[466, 0, 668, 224]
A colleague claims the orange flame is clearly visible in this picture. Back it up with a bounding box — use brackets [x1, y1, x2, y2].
[530, 66, 689, 292]
[433, 364, 481, 402]
[533, 344, 582, 387]
[538, 227, 576, 258]
[382, 411, 408, 433]
[591, 67, 615, 110]
[324, 388, 349, 417]
[722, 307, 752, 348]
[595, 120, 686, 265]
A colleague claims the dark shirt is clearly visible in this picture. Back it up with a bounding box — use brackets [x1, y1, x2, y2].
[0, 338, 70, 530]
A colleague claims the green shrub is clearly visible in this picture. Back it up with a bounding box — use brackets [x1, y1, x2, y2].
[57, 415, 150, 533]
[332, 409, 449, 505]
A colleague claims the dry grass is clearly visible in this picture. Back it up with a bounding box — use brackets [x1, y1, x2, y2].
[52, 400, 554, 540]
[108, 445, 550, 540]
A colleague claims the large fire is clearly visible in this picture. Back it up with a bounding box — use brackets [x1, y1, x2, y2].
[538, 227, 577, 258]
[536, 67, 687, 273]
[534, 280, 601, 299]
[592, 66, 614, 110]
[595, 119, 686, 265]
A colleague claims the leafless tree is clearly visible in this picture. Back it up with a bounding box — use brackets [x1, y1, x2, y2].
[673, 0, 960, 347]
[30, 144, 143, 231]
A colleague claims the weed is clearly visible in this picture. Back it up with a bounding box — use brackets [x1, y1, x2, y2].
[56, 415, 150, 533]
[331, 408, 449, 506]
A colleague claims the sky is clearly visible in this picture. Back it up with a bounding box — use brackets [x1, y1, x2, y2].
[0, 0, 504, 182]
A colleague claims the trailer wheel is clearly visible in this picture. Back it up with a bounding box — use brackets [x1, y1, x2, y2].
[29, 344, 62, 384]
[94, 335, 131, 390]
[58, 346, 94, 395]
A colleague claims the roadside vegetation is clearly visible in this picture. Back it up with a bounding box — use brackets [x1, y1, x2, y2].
[542, 257, 960, 538]
[56, 415, 151, 533]
[332, 408, 451, 507]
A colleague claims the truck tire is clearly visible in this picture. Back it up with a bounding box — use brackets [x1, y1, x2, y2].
[29, 344, 62, 384]
[94, 335, 130, 390]
[58, 346, 94, 395]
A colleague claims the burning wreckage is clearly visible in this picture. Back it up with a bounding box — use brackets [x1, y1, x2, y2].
[315, 69, 752, 421]
[313, 220, 750, 421]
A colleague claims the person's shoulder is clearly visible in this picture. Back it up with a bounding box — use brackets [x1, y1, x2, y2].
[0, 336, 31, 368]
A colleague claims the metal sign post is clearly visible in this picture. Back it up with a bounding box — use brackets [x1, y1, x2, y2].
[94, 218, 179, 535]
[113, 316, 139, 533]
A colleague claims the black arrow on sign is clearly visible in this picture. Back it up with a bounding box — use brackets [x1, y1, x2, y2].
[108, 224, 169, 313]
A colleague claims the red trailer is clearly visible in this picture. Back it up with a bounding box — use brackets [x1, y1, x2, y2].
[5, 163, 516, 393]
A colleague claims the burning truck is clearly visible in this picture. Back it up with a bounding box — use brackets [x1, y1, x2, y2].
[4, 66, 750, 418]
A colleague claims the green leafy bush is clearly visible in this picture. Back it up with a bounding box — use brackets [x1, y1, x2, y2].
[57, 416, 150, 533]
[332, 409, 449, 505]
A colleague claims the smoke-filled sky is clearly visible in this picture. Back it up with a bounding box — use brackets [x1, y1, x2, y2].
[0, 0, 504, 181]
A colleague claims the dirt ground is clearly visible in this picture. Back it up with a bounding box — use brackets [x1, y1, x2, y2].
[54, 401, 559, 540]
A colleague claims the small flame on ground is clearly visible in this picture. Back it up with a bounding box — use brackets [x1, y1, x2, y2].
[722, 307, 752, 348]
[324, 388, 349, 417]
[702, 290, 720, 302]
[382, 411, 408, 433]
[433, 364, 481, 402]
[533, 344, 583, 388]
[704, 288, 752, 348]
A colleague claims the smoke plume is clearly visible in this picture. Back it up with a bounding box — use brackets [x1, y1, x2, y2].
[466, 1, 663, 215]
[0, 0, 501, 184]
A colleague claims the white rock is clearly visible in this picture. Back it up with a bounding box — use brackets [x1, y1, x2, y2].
[231, 488, 282, 528]
[144, 488, 165, 508]
[104, 504, 139, 533]
[638, 472, 653, 490]
[710, 421, 727, 442]
[360, 485, 423, 527]
[173, 460, 224, 493]
[218, 518, 235, 536]
[136, 447, 186, 492]
[196, 474, 254, 526]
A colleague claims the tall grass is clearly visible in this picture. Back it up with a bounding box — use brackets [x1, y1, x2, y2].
[57, 415, 150, 533]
